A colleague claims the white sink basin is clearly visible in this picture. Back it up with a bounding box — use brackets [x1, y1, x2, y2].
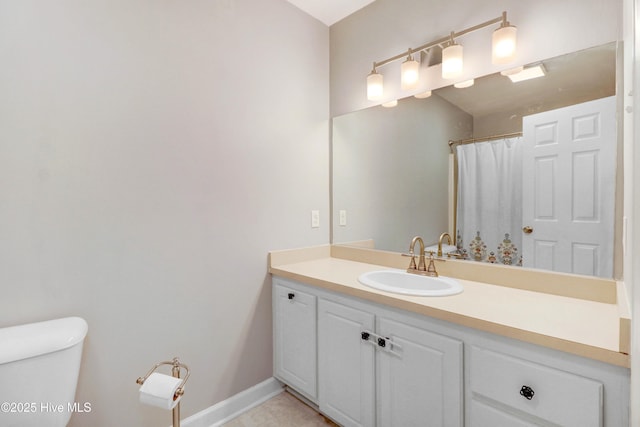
[358, 269, 463, 297]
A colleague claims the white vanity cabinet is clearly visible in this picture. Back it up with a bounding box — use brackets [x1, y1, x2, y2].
[273, 281, 317, 402]
[274, 277, 464, 427]
[272, 276, 629, 427]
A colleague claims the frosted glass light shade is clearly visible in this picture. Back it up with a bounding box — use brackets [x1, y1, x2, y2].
[367, 71, 384, 101]
[442, 43, 463, 79]
[492, 25, 517, 64]
[414, 90, 432, 99]
[454, 79, 474, 88]
[401, 57, 420, 90]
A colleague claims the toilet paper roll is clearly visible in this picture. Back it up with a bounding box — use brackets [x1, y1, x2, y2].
[139, 372, 183, 410]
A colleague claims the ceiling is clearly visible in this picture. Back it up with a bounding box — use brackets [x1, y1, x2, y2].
[285, 0, 376, 26]
[435, 43, 616, 120]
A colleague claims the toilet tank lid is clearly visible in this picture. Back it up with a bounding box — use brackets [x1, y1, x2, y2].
[0, 317, 88, 365]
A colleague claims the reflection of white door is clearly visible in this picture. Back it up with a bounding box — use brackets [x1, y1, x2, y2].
[522, 96, 616, 277]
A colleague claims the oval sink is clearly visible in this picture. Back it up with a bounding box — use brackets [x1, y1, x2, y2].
[358, 270, 463, 297]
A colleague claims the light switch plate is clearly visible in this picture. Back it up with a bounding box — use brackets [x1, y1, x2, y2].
[339, 210, 347, 226]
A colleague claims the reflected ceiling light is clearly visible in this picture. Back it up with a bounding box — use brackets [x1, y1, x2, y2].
[365, 11, 516, 102]
[367, 64, 384, 101]
[500, 65, 524, 76]
[508, 64, 546, 83]
[381, 100, 398, 108]
[442, 33, 463, 79]
[414, 90, 432, 99]
[401, 49, 420, 90]
[492, 12, 517, 64]
[454, 79, 474, 88]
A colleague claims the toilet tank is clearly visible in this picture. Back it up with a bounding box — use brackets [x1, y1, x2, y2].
[0, 317, 88, 427]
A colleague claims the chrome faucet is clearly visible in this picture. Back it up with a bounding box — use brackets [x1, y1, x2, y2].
[437, 232, 452, 257]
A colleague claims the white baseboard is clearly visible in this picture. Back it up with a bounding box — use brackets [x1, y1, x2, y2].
[178, 377, 284, 427]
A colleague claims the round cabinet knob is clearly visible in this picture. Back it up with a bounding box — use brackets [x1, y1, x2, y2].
[522, 226, 534, 234]
[520, 385, 535, 400]
[361, 332, 370, 341]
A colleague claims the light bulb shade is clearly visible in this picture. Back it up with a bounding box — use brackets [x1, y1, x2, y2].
[401, 58, 420, 90]
[414, 90, 432, 99]
[492, 25, 517, 64]
[453, 79, 474, 88]
[367, 71, 384, 101]
[442, 43, 463, 79]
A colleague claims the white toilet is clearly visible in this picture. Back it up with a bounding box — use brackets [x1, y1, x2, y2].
[0, 317, 88, 427]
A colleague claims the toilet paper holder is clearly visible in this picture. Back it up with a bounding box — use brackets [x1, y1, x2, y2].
[136, 357, 190, 427]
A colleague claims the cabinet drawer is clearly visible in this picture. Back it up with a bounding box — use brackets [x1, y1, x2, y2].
[470, 346, 603, 427]
[470, 399, 537, 427]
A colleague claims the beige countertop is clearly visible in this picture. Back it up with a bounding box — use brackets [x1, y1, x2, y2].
[269, 245, 630, 368]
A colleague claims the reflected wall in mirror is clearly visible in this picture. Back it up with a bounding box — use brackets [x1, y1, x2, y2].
[332, 42, 619, 278]
[333, 93, 471, 252]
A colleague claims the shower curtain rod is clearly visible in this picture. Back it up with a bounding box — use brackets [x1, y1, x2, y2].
[448, 131, 522, 152]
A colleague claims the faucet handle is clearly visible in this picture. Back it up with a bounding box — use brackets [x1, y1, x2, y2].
[446, 251, 466, 260]
[426, 253, 439, 277]
[402, 251, 418, 270]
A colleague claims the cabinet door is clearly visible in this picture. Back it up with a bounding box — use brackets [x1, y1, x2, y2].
[273, 283, 317, 401]
[318, 299, 375, 427]
[377, 316, 463, 427]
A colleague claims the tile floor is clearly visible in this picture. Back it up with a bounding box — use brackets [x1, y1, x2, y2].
[223, 391, 338, 427]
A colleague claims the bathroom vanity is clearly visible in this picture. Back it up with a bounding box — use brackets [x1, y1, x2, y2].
[269, 245, 630, 427]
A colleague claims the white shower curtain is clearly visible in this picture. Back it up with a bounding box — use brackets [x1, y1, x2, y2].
[456, 137, 523, 265]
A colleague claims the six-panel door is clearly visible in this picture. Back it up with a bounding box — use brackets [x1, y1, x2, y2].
[522, 96, 616, 277]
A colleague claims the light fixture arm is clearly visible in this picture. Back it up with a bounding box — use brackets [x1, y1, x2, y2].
[371, 12, 509, 70]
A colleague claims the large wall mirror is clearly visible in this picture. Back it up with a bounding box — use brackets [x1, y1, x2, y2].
[332, 42, 620, 279]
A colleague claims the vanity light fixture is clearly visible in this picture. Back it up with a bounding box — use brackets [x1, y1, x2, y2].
[507, 64, 546, 83]
[453, 79, 474, 88]
[401, 49, 420, 90]
[367, 64, 384, 101]
[492, 12, 517, 64]
[442, 33, 463, 79]
[365, 11, 517, 101]
[381, 100, 398, 108]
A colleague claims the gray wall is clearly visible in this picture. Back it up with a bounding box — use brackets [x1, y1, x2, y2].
[0, 1, 329, 426]
[333, 95, 471, 252]
[330, 0, 621, 116]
